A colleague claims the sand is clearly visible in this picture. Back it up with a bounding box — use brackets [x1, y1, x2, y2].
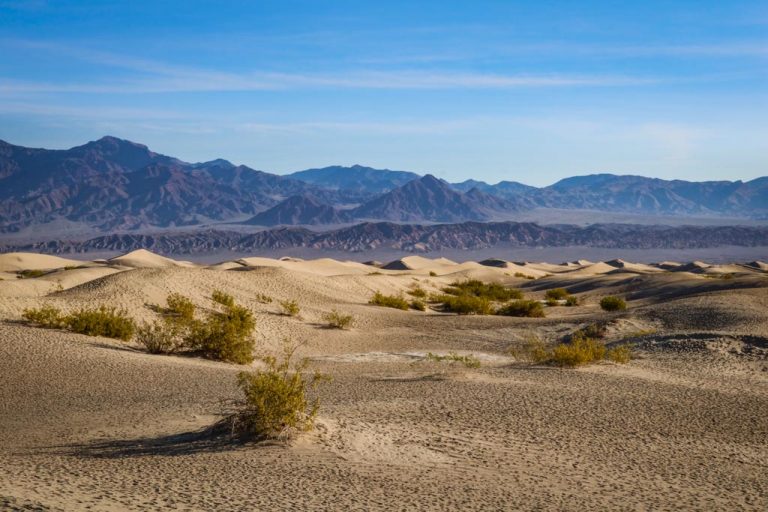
[1, 250, 767, 510]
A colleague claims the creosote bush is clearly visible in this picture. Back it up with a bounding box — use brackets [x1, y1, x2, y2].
[510, 336, 550, 364]
[369, 291, 409, 310]
[442, 279, 523, 302]
[600, 296, 627, 312]
[438, 294, 493, 315]
[279, 299, 301, 317]
[164, 293, 196, 321]
[429, 271, 438, 277]
[514, 272, 536, 280]
[323, 309, 354, 329]
[606, 344, 633, 364]
[545, 288, 569, 300]
[550, 337, 606, 367]
[255, 293, 273, 304]
[229, 344, 328, 440]
[407, 284, 427, 298]
[425, 352, 481, 368]
[22, 305, 66, 329]
[496, 299, 545, 318]
[135, 320, 180, 354]
[410, 299, 426, 311]
[212, 290, 235, 308]
[569, 322, 607, 343]
[186, 300, 256, 364]
[17, 269, 47, 279]
[565, 295, 579, 307]
[65, 306, 136, 341]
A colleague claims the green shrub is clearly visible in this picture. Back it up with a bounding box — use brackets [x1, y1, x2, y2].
[600, 296, 627, 312]
[569, 322, 608, 343]
[185, 300, 256, 364]
[550, 337, 606, 367]
[514, 272, 535, 280]
[429, 271, 438, 277]
[369, 291, 409, 310]
[510, 336, 550, 364]
[410, 299, 426, 311]
[442, 279, 523, 301]
[323, 309, 353, 329]
[440, 294, 492, 315]
[279, 299, 301, 317]
[606, 344, 633, 364]
[17, 269, 47, 279]
[545, 288, 569, 300]
[407, 284, 427, 298]
[164, 293, 196, 322]
[255, 293, 273, 304]
[546, 297, 559, 307]
[22, 305, 66, 329]
[565, 295, 579, 306]
[212, 290, 235, 308]
[496, 300, 545, 318]
[425, 352, 481, 368]
[135, 320, 180, 354]
[65, 306, 136, 341]
[230, 345, 328, 440]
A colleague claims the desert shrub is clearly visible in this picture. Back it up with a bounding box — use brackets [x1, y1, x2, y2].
[164, 293, 196, 322]
[17, 269, 47, 279]
[545, 288, 569, 300]
[185, 298, 256, 364]
[569, 322, 608, 343]
[135, 320, 180, 354]
[546, 297, 559, 307]
[410, 299, 426, 311]
[230, 345, 328, 440]
[496, 300, 545, 318]
[600, 296, 627, 312]
[255, 293, 273, 304]
[425, 352, 481, 368]
[22, 305, 66, 329]
[550, 337, 606, 367]
[212, 290, 235, 308]
[429, 271, 438, 277]
[279, 299, 301, 317]
[407, 284, 427, 298]
[510, 336, 550, 364]
[65, 306, 136, 341]
[606, 344, 633, 364]
[323, 309, 353, 329]
[514, 272, 535, 280]
[369, 291, 409, 310]
[440, 295, 492, 315]
[443, 279, 523, 301]
[565, 295, 579, 306]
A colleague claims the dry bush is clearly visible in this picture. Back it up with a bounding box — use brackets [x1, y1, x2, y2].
[606, 344, 633, 363]
[185, 295, 256, 364]
[279, 299, 301, 317]
[510, 336, 551, 364]
[550, 337, 606, 367]
[229, 345, 328, 440]
[22, 305, 66, 329]
[565, 295, 579, 306]
[164, 293, 196, 321]
[439, 294, 493, 315]
[569, 322, 608, 343]
[212, 290, 235, 308]
[600, 296, 627, 312]
[65, 306, 136, 341]
[496, 299, 545, 318]
[442, 279, 523, 301]
[17, 269, 47, 279]
[410, 299, 426, 311]
[407, 284, 427, 298]
[135, 320, 180, 354]
[545, 288, 569, 300]
[323, 309, 354, 329]
[425, 352, 481, 368]
[369, 291, 409, 310]
[255, 293, 273, 304]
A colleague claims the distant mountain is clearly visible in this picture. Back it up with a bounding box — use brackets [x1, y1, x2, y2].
[287, 164, 419, 194]
[9, 222, 768, 255]
[0, 136, 343, 232]
[351, 174, 518, 222]
[243, 195, 353, 226]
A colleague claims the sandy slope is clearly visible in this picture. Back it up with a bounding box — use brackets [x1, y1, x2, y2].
[1, 251, 767, 511]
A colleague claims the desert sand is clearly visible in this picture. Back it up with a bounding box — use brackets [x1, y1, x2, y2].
[1, 249, 767, 510]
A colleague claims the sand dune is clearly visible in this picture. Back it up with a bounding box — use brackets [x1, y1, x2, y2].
[1, 249, 767, 510]
[0, 252, 85, 272]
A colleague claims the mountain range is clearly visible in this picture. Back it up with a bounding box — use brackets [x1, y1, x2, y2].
[1, 136, 766, 235]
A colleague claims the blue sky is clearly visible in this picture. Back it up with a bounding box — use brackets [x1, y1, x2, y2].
[0, 0, 766, 186]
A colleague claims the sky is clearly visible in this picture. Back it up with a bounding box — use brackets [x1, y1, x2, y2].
[0, 0, 766, 186]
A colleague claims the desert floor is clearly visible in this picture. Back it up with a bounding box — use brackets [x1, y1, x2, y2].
[1, 251, 767, 511]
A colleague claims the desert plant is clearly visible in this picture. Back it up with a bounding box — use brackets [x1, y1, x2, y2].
[407, 284, 427, 298]
[496, 300, 545, 318]
[135, 320, 180, 354]
[442, 279, 523, 301]
[369, 291, 409, 310]
[545, 288, 569, 300]
[279, 299, 301, 317]
[600, 296, 627, 312]
[550, 337, 606, 367]
[185, 298, 256, 364]
[425, 352, 481, 368]
[410, 299, 426, 311]
[164, 293, 196, 322]
[546, 297, 559, 307]
[439, 294, 493, 315]
[22, 305, 66, 329]
[510, 336, 550, 364]
[565, 295, 579, 306]
[323, 309, 354, 329]
[212, 290, 235, 308]
[255, 293, 273, 304]
[569, 322, 608, 343]
[17, 269, 47, 279]
[429, 271, 438, 277]
[606, 344, 633, 364]
[230, 344, 328, 440]
[65, 306, 136, 341]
